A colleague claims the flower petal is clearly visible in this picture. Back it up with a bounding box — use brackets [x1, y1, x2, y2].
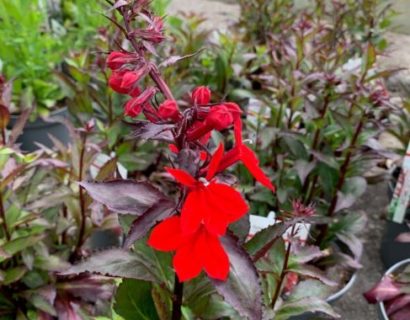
[181, 189, 206, 235]
[206, 143, 225, 181]
[165, 167, 197, 187]
[148, 216, 184, 251]
[200, 231, 229, 280]
[206, 182, 249, 222]
[240, 145, 276, 192]
[173, 240, 202, 282]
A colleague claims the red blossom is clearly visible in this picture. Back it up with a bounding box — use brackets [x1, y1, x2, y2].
[158, 99, 180, 121]
[214, 117, 276, 192]
[108, 67, 148, 95]
[148, 216, 229, 281]
[166, 144, 249, 236]
[192, 86, 211, 105]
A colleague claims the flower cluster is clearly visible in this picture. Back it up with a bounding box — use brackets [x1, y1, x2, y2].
[104, 4, 275, 283]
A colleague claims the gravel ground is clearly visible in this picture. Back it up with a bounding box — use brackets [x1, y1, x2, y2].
[167, 1, 398, 319]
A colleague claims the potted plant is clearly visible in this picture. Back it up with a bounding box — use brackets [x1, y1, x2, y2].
[380, 106, 410, 269]
[364, 257, 410, 320]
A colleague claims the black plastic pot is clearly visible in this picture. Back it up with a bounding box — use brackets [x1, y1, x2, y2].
[289, 273, 357, 320]
[380, 175, 410, 270]
[378, 258, 410, 320]
[9, 107, 70, 152]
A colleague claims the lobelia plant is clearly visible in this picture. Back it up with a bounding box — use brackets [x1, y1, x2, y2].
[60, 1, 343, 319]
[0, 77, 117, 319]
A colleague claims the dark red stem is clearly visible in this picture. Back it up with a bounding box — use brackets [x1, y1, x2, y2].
[171, 274, 184, 320]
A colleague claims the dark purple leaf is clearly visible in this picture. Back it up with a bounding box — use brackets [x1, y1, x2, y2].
[245, 221, 293, 261]
[288, 264, 337, 287]
[159, 51, 204, 68]
[386, 294, 410, 315]
[275, 297, 340, 320]
[60, 249, 161, 282]
[123, 199, 175, 249]
[294, 160, 316, 184]
[59, 275, 115, 302]
[8, 108, 31, 147]
[290, 244, 325, 264]
[391, 305, 410, 320]
[335, 177, 367, 212]
[364, 276, 402, 304]
[337, 232, 363, 260]
[211, 234, 263, 320]
[128, 120, 175, 142]
[55, 297, 81, 320]
[32, 158, 68, 169]
[80, 180, 166, 215]
[229, 214, 250, 244]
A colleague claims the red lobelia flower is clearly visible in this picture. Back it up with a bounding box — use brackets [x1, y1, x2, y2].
[166, 143, 249, 236]
[217, 117, 276, 192]
[148, 216, 229, 281]
[106, 51, 133, 70]
[123, 87, 157, 118]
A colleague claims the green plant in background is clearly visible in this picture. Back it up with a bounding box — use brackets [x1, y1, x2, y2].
[0, 0, 108, 117]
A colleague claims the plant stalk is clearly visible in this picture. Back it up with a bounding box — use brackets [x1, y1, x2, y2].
[74, 133, 88, 256]
[171, 274, 184, 320]
[271, 225, 296, 309]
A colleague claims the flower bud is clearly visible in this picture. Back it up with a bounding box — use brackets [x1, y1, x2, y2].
[192, 86, 211, 105]
[107, 51, 132, 70]
[158, 100, 180, 121]
[224, 102, 242, 120]
[124, 98, 143, 118]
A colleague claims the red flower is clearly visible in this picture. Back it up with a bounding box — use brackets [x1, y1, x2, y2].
[187, 105, 234, 141]
[217, 118, 276, 191]
[158, 100, 180, 121]
[148, 216, 229, 281]
[166, 144, 249, 236]
[192, 86, 211, 105]
[106, 51, 133, 70]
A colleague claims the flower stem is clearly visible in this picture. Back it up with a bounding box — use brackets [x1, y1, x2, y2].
[271, 225, 295, 309]
[74, 133, 88, 257]
[171, 274, 184, 320]
[0, 190, 10, 241]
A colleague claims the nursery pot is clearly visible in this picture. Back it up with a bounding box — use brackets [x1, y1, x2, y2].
[378, 258, 410, 320]
[9, 107, 70, 152]
[289, 273, 357, 320]
[380, 173, 410, 270]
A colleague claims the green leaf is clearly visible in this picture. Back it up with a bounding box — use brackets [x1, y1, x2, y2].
[3, 266, 27, 285]
[114, 279, 159, 320]
[289, 280, 333, 301]
[0, 234, 45, 263]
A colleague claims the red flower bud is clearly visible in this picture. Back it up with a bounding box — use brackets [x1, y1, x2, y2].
[123, 87, 157, 118]
[109, 67, 148, 95]
[158, 100, 180, 121]
[192, 86, 211, 105]
[106, 51, 132, 70]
